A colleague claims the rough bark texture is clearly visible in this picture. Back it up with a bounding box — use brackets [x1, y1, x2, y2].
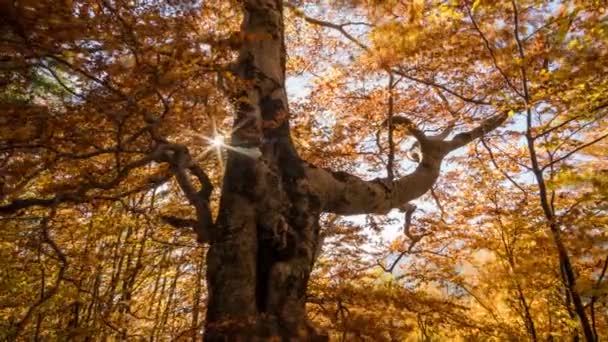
[204, 0, 324, 339]
[203, 1, 508, 340]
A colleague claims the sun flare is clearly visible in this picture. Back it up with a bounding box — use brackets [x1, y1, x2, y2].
[209, 135, 224, 147]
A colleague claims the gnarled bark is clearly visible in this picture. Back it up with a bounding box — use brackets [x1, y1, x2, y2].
[204, 0, 323, 339]
[305, 112, 507, 216]
[203, 1, 507, 340]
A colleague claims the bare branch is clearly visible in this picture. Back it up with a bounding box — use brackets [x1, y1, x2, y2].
[541, 132, 608, 171]
[10, 208, 67, 340]
[386, 73, 396, 180]
[448, 112, 509, 150]
[285, 3, 369, 50]
[479, 138, 528, 196]
[0, 148, 165, 214]
[465, 4, 523, 98]
[432, 121, 455, 141]
[285, 3, 493, 106]
[0, 142, 214, 243]
[392, 68, 493, 106]
[381, 204, 431, 274]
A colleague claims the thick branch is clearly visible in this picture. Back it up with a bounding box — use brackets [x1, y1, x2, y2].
[306, 158, 441, 215]
[156, 144, 214, 242]
[160, 215, 198, 229]
[307, 112, 508, 215]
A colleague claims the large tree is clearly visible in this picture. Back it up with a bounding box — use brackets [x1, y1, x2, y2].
[202, 0, 505, 339]
[4, 0, 606, 341]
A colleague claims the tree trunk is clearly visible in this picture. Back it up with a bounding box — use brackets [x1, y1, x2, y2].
[204, 0, 326, 340]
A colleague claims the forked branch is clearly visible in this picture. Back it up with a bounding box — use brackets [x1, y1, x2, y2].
[154, 144, 214, 242]
[306, 112, 508, 215]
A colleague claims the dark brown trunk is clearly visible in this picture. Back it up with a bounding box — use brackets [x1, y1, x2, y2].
[203, 1, 327, 339]
[205, 148, 325, 340]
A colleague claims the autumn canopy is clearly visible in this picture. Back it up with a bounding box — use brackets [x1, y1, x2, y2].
[1, 0, 607, 341]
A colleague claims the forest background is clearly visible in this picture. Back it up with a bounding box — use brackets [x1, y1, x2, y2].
[1, 0, 607, 340]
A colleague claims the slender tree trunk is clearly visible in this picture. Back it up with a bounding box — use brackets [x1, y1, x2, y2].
[511, 0, 593, 336]
[497, 221, 537, 341]
[525, 111, 594, 341]
[34, 247, 45, 342]
[148, 249, 167, 317]
[191, 250, 205, 341]
[160, 264, 181, 339]
[152, 266, 168, 341]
